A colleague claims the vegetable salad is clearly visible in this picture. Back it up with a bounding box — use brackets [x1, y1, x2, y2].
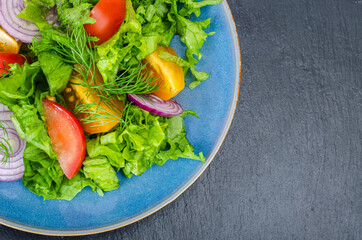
[0, 0, 222, 200]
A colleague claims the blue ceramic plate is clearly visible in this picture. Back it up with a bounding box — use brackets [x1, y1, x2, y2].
[0, 1, 240, 235]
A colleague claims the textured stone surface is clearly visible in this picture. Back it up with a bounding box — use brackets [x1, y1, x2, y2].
[0, 0, 361, 239]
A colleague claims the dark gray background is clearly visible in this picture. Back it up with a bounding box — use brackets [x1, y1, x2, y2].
[1, 0, 361, 239]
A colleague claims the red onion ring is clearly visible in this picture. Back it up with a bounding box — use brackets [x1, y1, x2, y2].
[0, 0, 40, 43]
[0, 103, 26, 181]
[0, 0, 60, 43]
[0, 172, 23, 181]
[127, 93, 183, 117]
[0, 111, 13, 121]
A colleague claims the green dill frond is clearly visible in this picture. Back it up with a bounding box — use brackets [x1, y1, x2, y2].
[119, 101, 133, 132]
[74, 99, 132, 131]
[39, 26, 97, 84]
[89, 63, 162, 96]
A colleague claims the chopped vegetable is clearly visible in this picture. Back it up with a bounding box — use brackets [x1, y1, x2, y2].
[62, 65, 125, 134]
[0, 0, 220, 200]
[37, 51, 73, 96]
[84, 0, 127, 45]
[119, 106, 204, 178]
[0, 0, 39, 43]
[0, 27, 22, 53]
[42, 99, 86, 179]
[0, 52, 28, 75]
[127, 93, 183, 117]
[0, 104, 25, 181]
[143, 46, 185, 100]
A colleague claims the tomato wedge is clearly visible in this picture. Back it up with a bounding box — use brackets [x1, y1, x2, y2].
[84, 0, 126, 45]
[0, 27, 22, 54]
[0, 52, 27, 75]
[143, 46, 185, 100]
[42, 99, 86, 179]
[62, 65, 124, 134]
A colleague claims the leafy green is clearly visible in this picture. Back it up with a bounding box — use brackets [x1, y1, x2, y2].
[82, 106, 204, 180]
[0, 63, 40, 100]
[97, 0, 220, 87]
[0, 0, 217, 201]
[58, 172, 103, 200]
[38, 52, 73, 96]
[83, 156, 120, 191]
[178, 0, 223, 18]
[114, 106, 204, 178]
[11, 102, 56, 158]
[119, 106, 167, 177]
[17, 1, 54, 30]
[0, 63, 55, 157]
[19, 0, 97, 30]
[174, 15, 213, 87]
[56, 2, 96, 27]
[155, 112, 205, 166]
[87, 136, 125, 170]
[22, 143, 63, 200]
[23, 142, 102, 200]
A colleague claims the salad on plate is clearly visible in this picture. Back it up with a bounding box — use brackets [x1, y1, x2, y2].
[0, 0, 222, 200]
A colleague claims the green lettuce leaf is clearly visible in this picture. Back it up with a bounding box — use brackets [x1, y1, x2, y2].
[58, 172, 104, 200]
[10, 102, 56, 158]
[17, 1, 54, 30]
[97, 0, 220, 88]
[56, 2, 96, 27]
[23, 142, 102, 200]
[38, 51, 73, 96]
[110, 106, 204, 178]
[0, 63, 56, 158]
[83, 156, 120, 191]
[22, 142, 62, 200]
[178, 0, 223, 18]
[120, 107, 166, 177]
[87, 136, 125, 171]
[0, 64, 41, 100]
[19, 0, 97, 30]
[155, 113, 205, 165]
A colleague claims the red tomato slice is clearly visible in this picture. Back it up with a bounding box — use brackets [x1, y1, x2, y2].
[0, 52, 27, 75]
[42, 99, 86, 179]
[84, 0, 126, 45]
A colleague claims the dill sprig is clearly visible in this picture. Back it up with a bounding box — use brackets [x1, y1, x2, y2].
[89, 63, 162, 95]
[39, 26, 97, 84]
[0, 121, 12, 164]
[75, 100, 133, 128]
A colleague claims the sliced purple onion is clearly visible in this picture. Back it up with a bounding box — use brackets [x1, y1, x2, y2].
[127, 93, 183, 117]
[0, 103, 25, 181]
[0, 0, 60, 43]
[0, 0, 39, 43]
[0, 172, 23, 181]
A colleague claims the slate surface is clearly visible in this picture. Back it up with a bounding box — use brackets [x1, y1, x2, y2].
[0, 0, 361, 239]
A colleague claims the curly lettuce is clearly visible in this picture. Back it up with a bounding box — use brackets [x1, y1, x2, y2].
[96, 0, 222, 87]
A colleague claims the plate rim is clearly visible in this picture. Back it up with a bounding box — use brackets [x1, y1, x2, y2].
[0, 0, 241, 236]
